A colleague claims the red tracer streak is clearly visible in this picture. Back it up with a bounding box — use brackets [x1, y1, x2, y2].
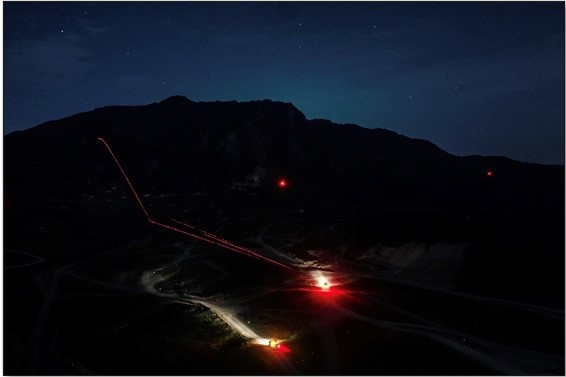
[97, 137, 295, 272]
[97, 137, 150, 220]
[171, 218, 293, 270]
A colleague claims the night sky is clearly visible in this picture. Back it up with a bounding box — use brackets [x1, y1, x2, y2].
[4, 1, 564, 164]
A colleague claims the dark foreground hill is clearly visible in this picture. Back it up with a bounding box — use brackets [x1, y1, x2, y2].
[4, 95, 564, 306]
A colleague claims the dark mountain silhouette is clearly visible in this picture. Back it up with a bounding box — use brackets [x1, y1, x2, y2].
[5, 95, 562, 209]
[4, 95, 564, 307]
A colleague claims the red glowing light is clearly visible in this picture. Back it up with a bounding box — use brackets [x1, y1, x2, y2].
[278, 179, 287, 188]
[273, 342, 291, 353]
[486, 170, 494, 177]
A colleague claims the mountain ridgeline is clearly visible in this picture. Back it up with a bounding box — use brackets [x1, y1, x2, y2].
[5, 96, 562, 210]
[4, 96, 564, 307]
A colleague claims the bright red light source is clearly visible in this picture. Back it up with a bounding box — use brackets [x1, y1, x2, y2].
[278, 179, 288, 188]
[268, 339, 290, 353]
[486, 170, 494, 177]
[275, 343, 291, 353]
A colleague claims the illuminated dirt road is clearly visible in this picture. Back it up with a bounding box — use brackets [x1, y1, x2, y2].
[139, 238, 275, 347]
[9, 216, 563, 375]
[133, 224, 564, 375]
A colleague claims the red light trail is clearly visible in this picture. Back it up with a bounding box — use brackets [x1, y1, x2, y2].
[97, 137, 150, 220]
[97, 137, 295, 272]
[170, 218, 294, 270]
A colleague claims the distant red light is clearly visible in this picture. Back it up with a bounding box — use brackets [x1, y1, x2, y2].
[278, 179, 288, 188]
[486, 170, 494, 177]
